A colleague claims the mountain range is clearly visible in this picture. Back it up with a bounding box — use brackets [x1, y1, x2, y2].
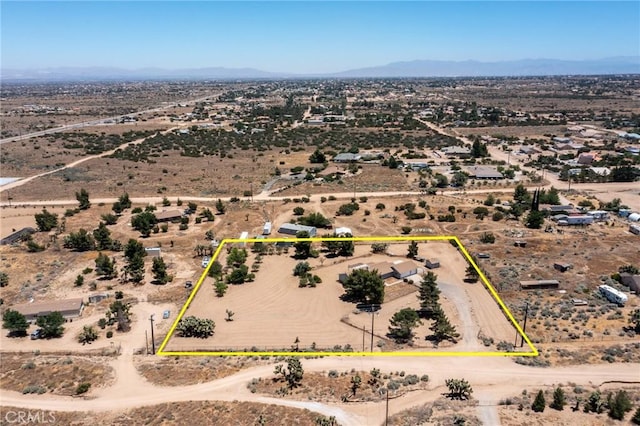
[2, 57, 639, 81]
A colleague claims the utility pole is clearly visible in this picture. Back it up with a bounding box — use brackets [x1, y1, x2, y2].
[149, 314, 156, 355]
[520, 302, 529, 348]
[362, 326, 366, 352]
[370, 305, 376, 352]
[145, 330, 149, 355]
[385, 388, 390, 426]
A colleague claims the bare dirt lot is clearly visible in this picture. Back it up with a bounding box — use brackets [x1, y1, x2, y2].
[164, 240, 518, 353]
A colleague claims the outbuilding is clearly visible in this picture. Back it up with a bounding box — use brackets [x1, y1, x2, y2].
[278, 223, 317, 237]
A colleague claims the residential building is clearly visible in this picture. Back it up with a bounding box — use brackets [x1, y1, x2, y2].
[13, 297, 84, 322]
[278, 223, 317, 237]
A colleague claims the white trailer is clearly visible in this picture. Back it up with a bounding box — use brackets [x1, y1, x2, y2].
[598, 285, 628, 306]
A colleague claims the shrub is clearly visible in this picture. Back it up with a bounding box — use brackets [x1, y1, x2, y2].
[75, 382, 91, 395]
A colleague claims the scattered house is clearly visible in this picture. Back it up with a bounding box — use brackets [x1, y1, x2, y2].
[334, 227, 352, 236]
[440, 146, 471, 157]
[518, 146, 540, 155]
[554, 142, 585, 151]
[144, 247, 161, 258]
[520, 280, 560, 290]
[155, 210, 183, 222]
[586, 210, 609, 221]
[558, 215, 594, 226]
[553, 262, 572, 272]
[553, 136, 573, 144]
[1, 227, 37, 245]
[13, 297, 84, 322]
[620, 273, 640, 294]
[317, 166, 346, 178]
[278, 223, 317, 237]
[630, 224, 640, 235]
[465, 166, 504, 180]
[262, 222, 272, 235]
[425, 258, 440, 269]
[598, 285, 628, 306]
[514, 240, 527, 247]
[577, 153, 596, 165]
[572, 299, 588, 306]
[624, 145, 640, 154]
[543, 205, 581, 215]
[589, 167, 611, 177]
[403, 160, 430, 170]
[88, 293, 109, 304]
[333, 153, 362, 163]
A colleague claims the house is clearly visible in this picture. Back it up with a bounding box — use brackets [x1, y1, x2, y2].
[465, 166, 504, 180]
[425, 258, 440, 269]
[390, 260, 419, 279]
[144, 247, 161, 258]
[263, 222, 272, 235]
[278, 223, 317, 237]
[553, 262, 572, 272]
[519, 146, 540, 155]
[620, 273, 640, 294]
[333, 153, 361, 163]
[13, 297, 84, 322]
[440, 146, 471, 157]
[577, 153, 596, 165]
[561, 215, 594, 226]
[155, 210, 183, 222]
[1, 227, 37, 245]
[586, 210, 609, 221]
[403, 160, 430, 170]
[520, 280, 560, 290]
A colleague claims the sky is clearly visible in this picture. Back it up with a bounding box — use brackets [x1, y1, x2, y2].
[1, 1, 639, 73]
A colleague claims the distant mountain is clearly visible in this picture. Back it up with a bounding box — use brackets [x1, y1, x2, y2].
[0, 66, 288, 81]
[333, 57, 640, 77]
[2, 57, 639, 81]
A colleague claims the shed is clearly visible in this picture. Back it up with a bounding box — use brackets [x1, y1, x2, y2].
[425, 259, 440, 269]
[628, 213, 640, 222]
[262, 222, 272, 235]
[13, 297, 84, 322]
[144, 247, 161, 258]
[630, 224, 640, 235]
[333, 153, 362, 163]
[520, 280, 560, 290]
[553, 262, 572, 272]
[156, 210, 183, 222]
[514, 241, 527, 247]
[88, 293, 109, 304]
[334, 227, 352, 236]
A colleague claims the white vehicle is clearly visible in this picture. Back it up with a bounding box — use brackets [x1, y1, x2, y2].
[598, 285, 628, 306]
[201, 256, 210, 268]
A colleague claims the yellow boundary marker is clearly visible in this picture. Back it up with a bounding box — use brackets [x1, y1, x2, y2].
[157, 235, 538, 357]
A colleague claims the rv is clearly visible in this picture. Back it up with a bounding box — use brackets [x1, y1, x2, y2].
[598, 285, 628, 306]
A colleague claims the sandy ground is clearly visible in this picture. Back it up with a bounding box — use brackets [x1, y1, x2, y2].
[164, 241, 519, 354]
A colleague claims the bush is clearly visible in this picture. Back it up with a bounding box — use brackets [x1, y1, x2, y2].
[22, 385, 46, 394]
[75, 382, 91, 395]
[106, 331, 113, 338]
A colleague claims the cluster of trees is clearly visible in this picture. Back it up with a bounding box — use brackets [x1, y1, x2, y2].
[176, 316, 215, 338]
[532, 387, 636, 421]
[321, 234, 354, 257]
[225, 247, 254, 284]
[341, 269, 385, 305]
[293, 261, 322, 288]
[418, 272, 460, 344]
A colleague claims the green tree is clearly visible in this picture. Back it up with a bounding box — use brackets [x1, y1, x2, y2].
[298, 212, 331, 228]
[293, 231, 312, 259]
[93, 222, 113, 251]
[34, 209, 58, 232]
[631, 407, 640, 424]
[293, 261, 311, 277]
[532, 390, 546, 412]
[214, 280, 228, 297]
[2, 309, 29, 337]
[371, 243, 388, 254]
[484, 194, 495, 206]
[76, 188, 91, 210]
[274, 357, 304, 389]
[101, 213, 118, 225]
[123, 239, 145, 283]
[479, 232, 495, 243]
[584, 390, 604, 413]
[445, 378, 473, 400]
[36, 312, 65, 338]
[226, 247, 248, 267]
[513, 183, 530, 205]
[465, 263, 480, 282]
[0, 271, 8, 288]
[152, 256, 170, 284]
[407, 241, 419, 259]
[176, 316, 215, 338]
[341, 268, 385, 305]
[418, 271, 440, 318]
[471, 140, 488, 157]
[309, 149, 326, 164]
[112, 201, 124, 215]
[131, 211, 158, 237]
[63, 229, 96, 251]
[118, 193, 132, 209]
[430, 306, 459, 344]
[452, 171, 468, 187]
[473, 206, 490, 220]
[550, 387, 566, 410]
[215, 199, 226, 214]
[74, 274, 84, 287]
[106, 300, 131, 332]
[525, 210, 545, 229]
[226, 265, 251, 284]
[95, 252, 117, 279]
[293, 206, 305, 216]
[208, 260, 223, 278]
[608, 390, 632, 420]
[350, 374, 362, 396]
[77, 325, 98, 345]
[388, 308, 422, 343]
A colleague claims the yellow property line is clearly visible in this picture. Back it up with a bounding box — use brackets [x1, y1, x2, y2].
[157, 235, 538, 357]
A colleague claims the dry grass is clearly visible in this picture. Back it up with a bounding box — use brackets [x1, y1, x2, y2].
[0, 353, 114, 396]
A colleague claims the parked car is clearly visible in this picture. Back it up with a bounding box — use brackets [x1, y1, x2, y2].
[477, 253, 491, 259]
[30, 329, 43, 340]
[201, 256, 210, 268]
[162, 310, 170, 319]
[185, 280, 193, 289]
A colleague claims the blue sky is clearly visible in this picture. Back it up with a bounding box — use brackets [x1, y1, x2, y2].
[1, 1, 638, 73]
